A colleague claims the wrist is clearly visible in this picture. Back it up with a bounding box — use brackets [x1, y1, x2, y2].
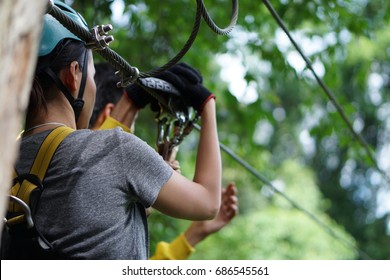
[198, 94, 216, 113]
[184, 222, 208, 247]
[200, 97, 216, 118]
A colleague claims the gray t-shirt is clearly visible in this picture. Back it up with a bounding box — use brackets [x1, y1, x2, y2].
[16, 127, 173, 259]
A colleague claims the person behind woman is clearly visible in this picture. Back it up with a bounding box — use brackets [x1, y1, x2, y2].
[12, 0, 221, 259]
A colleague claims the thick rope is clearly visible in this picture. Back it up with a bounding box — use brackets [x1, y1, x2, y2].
[141, 0, 239, 77]
[49, 0, 238, 80]
[49, 5, 139, 81]
[139, 0, 203, 78]
[199, 0, 239, 35]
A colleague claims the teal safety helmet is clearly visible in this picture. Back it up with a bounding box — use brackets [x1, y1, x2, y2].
[39, 0, 88, 56]
[38, 0, 90, 121]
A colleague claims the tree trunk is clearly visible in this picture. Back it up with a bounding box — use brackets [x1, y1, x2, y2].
[0, 0, 46, 235]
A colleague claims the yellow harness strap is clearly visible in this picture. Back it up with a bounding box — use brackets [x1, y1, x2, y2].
[8, 126, 74, 226]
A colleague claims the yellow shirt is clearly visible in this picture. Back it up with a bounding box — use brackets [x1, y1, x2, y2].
[99, 116, 132, 133]
[149, 233, 195, 260]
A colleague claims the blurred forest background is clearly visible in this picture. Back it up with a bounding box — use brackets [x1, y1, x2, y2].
[72, 0, 389, 259]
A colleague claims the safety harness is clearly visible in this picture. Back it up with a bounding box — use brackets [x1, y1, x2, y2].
[2, 126, 74, 259]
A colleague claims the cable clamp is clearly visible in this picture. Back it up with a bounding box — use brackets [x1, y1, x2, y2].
[87, 24, 114, 50]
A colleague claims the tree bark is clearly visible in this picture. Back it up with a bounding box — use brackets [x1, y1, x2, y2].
[0, 0, 47, 235]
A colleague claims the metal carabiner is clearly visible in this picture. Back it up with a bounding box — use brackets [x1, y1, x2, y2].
[6, 195, 34, 229]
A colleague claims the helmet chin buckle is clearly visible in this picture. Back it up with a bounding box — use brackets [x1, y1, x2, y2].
[72, 99, 85, 120]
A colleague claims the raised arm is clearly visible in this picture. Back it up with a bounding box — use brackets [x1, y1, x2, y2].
[153, 100, 221, 220]
[151, 63, 222, 220]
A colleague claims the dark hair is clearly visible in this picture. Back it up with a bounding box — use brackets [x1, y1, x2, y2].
[90, 62, 123, 126]
[27, 39, 87, 123]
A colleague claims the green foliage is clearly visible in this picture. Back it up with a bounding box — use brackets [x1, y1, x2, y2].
[191, 208, 356, 260]
[190, 160, 355, 259]
[78, 0, 390, 259]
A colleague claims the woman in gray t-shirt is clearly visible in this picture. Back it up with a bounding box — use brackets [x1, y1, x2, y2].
[8, 1, 221, 260]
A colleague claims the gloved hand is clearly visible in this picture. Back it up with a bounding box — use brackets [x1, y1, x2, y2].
[125, 83, 154, 109]
[156, 63, 215, 112]
[125, 75, 180, 110]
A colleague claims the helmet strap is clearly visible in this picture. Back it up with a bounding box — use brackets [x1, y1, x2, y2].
[43, 67, 76, 105]
[74, 49, 89, 120]
[42, 49, 89, 121]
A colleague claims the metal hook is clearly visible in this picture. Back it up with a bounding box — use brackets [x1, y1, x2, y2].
[115, 67, 140, 88]
[7, 195, 34, 229]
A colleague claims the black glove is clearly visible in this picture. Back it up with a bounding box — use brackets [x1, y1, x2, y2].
[126, 75, 181, 109]
[125, 83, 154, 109]
[156, 63, 215, 112]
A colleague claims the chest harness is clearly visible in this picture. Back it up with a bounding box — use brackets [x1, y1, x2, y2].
[2, 126, 73, 259]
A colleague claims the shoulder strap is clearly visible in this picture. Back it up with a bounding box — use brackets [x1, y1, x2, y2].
[12, 126, 74, 181]
[30, 126, 74, 180]
[8, 126, 74, 226]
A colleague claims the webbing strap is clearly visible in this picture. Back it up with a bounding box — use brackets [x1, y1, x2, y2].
[30, 126, 74, 180]
[8, 126, 74, 223]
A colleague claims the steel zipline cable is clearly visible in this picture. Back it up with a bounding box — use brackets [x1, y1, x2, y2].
[48, 0, 373, 258]
[48, 0, 238, 81]
[199, 0, 239, 35]
[262, 0, 390, 184]
[193, 124, 372, 260]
